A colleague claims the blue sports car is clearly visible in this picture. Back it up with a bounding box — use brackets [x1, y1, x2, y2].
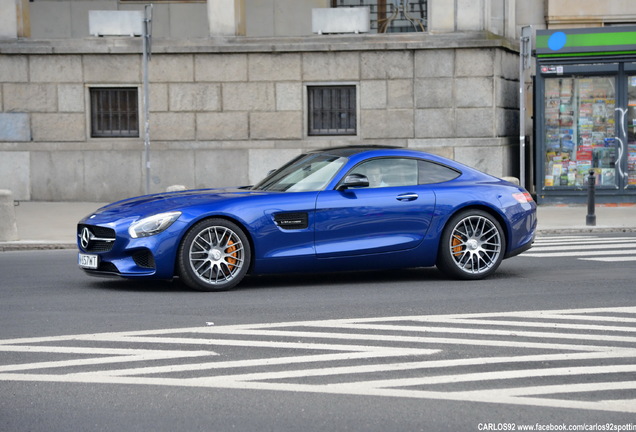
[77, 146, 536, 291]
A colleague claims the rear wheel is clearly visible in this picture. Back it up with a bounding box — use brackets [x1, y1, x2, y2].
[177, 218, 251, 291]
[436, 210, 505, 280]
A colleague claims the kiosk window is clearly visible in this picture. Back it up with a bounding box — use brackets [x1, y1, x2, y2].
[543, 76, 616, 188]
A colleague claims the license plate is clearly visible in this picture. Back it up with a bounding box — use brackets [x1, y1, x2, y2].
[78, 253, 98, 269]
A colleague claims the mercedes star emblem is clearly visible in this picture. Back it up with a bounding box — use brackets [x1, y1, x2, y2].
[80, 227, 92, 249]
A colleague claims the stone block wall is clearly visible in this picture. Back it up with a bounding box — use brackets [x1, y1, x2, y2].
[0, 33, 520, 201]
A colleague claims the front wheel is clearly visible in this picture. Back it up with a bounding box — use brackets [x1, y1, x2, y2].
[177, 218, 251, 291]
[436, 210, 505, 280]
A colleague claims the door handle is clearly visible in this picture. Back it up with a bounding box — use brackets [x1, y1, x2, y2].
[396, 193, 418, 201]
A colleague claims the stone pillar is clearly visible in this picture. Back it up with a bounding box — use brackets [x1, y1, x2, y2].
[428, 0, 455, 33]
[0, 0, 18, 38]
[0, 0, 29, 39]
[207, 0, 245, 36]
[0, 190, 18, 241]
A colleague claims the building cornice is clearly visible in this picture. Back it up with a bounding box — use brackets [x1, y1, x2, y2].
[0, 32, 519, 55]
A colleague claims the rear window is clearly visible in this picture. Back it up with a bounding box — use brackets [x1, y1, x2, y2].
[418, 160, 461, 184]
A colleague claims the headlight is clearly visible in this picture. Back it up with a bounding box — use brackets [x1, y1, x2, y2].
[128, 211, 182, 238]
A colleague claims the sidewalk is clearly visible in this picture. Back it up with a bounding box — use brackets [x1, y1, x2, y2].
[0, 202, 107, 251]
[1, 201, 635, 251]
[534, 203, 636, 234]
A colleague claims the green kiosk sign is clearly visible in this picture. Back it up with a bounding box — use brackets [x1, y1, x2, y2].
[536, 26, 636, 58]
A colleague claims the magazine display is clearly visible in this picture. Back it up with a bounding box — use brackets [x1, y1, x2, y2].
[543, 77, 618, 188]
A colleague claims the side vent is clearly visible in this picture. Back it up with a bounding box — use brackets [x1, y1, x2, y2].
[273, 212, 308, 230]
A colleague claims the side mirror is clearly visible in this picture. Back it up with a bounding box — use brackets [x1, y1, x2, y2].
[337, 173, 369, 190]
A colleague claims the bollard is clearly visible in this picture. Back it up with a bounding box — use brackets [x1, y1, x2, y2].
[586, 170, 596, 227]
[0, 189, 19, 241]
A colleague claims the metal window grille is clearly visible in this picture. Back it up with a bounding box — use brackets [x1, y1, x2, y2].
[331, 0, 427, 33]
[308, 86, 357, 136]
[90, 88, 139, 138]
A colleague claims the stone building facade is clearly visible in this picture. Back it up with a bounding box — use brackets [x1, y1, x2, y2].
[2, 0, 635, 202]
[1, 33, 519, 201]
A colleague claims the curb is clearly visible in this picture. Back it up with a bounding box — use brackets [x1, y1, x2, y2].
[0, 243, 76, 252]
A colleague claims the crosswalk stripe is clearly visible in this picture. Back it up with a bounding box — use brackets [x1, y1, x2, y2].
[529, 243, 636, 252]
[536, 235, 597, 240]
[525, 234, 636, 260]
[524, 249, 636, 258]
[581, 256, 636, 262]
[534, 238, 635, 246]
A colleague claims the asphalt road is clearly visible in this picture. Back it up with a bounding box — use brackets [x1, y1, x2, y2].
[1, 233, 635, 431]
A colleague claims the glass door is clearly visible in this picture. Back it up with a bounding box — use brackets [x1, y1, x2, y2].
[626, 75, 636, 188]
[542, 76, 617, 189]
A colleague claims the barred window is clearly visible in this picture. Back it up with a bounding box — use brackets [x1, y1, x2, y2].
[308, 86, 357, 136]
[90, 88, 139, 138]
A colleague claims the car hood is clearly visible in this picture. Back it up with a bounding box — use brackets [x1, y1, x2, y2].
[83, 188, 271, 222]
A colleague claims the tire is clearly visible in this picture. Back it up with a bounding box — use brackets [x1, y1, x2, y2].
[177, 218, 251, 291]
[436, 210, 505, 280]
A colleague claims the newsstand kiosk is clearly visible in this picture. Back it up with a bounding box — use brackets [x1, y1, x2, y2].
[535, 26, 636, 203]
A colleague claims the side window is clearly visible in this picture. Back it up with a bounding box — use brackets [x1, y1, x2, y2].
[354, 158, 419, 188]
[418, 160, 461, 184]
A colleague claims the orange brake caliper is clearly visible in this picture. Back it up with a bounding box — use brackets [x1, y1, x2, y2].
[451, 235, 463, 257]
[225, 239, 237, 270]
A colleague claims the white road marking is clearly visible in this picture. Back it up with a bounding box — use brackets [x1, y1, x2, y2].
[524, 249, 636, 258]
[534, 237, 634, 245]
[528, 243, 636, 252]
[0, 342, 218, 373]
[535, 235, 598, 240]
[1, 306, 635, 414]
[527, 235, 636, 261]
[581, 256, 636, 262]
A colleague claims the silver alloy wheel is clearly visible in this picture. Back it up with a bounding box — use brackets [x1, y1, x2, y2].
[448, 214, 502, 275]
[188, 225, 245, 286]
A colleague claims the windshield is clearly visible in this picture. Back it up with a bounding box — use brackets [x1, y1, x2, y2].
[253, 154, 348, 192]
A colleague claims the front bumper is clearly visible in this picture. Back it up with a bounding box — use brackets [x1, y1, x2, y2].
[77, 220, 184, 280]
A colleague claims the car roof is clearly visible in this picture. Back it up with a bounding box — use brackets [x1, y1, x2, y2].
[309, 145, 401, 158]
[309, 145, 495, 183]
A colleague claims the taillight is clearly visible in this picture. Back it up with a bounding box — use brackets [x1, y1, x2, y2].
[512, 191, 534, 204]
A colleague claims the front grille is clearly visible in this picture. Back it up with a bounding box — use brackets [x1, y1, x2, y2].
[78, 224, 116, 252]
[89, 240, 114, 252]
[132, 250, 155, 269]
[85, 225, 115, 238]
